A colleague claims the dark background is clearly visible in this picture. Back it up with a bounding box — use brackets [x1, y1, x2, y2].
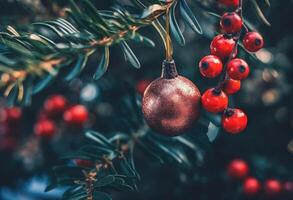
[0, 0, 292, 199]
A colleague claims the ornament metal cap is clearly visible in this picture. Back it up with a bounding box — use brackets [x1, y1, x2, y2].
[161, 59, 178, 79]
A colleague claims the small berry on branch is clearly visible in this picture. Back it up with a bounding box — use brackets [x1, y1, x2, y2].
[227, 159, 249, 179]
[63, 105, 89, 126]
[227, 58, 250, 80]
[243, 177, 261, 196]
[220, 12, 243, 34]
[199, 55, 223, 78]
[34, 119, 56, 138]
[44, 95, 67, 117]
[264, 179, 282, 197]
[210, 34, 237, 61]
[243, 32, 264, 52]
[223, 78, 241, 95]
[201, 88, 228, 113]
[222, 108, 248, 134]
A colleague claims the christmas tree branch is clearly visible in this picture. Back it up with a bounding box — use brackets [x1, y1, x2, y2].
[47, 120, 204, 200]
[0, 0, 184, 106]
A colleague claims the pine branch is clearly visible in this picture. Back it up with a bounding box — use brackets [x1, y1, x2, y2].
[46, 95, 206, 200]
[0, 0, 181, 105]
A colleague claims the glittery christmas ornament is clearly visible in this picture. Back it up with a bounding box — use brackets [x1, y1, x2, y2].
[142, 60, 201, 136]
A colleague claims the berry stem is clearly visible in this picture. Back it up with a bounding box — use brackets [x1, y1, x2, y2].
[216, 0, 243, 90]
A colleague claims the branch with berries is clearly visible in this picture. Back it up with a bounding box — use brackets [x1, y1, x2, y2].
[199, 0, 266, 134]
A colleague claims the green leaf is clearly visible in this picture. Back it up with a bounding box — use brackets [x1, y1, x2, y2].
[63, 186, 86, 200]
[111, 177, 134, 192]
[170, 1, 185, 46]
[251, 0, 271, 26]
[129, 0, 146, 9]
[207, 122, 219, 142]
[207, 12, 221, 19]
[6, 85, 18, 107]
[120, 41, 141, 69]
[132, 34, 155, 48]
[79, 145, 116, 158]
[120, 157, 137, 178]
[85, 130, 115, 149]
[33, 22, 67, 38]
[32, 74, 55, 94]
[108, 133, 130, 142]
[129, 142, 141, 180]
[264, 0, 271, 7]
[62, 186, 84, 198]
[137, 140, 164, 163]
[95, 175, 115, 188]
[179, 0, 203, 34]
[174, 134, 205, 164]
[80, 0, 110, 29]
[94, 47, 110, 80]
[45, 184, 59, 192]
[65, 54, 88, 81]
[22, 77, 32, 106]
[175, 136, 198, 151]
[151, 139, 185, 164]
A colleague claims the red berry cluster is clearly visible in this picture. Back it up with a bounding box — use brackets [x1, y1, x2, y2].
[34, 95, 89, 138]
[0, 107, 22, 151]
[199, 2, 264, 134]
[227, 159, 293, 197]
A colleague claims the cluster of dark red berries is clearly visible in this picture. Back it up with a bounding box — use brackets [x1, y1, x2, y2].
[227, 159, 293, 197]
[199, 2, 264, 134]
[0, 107, 22, 151]
[34, 95, 89, 138]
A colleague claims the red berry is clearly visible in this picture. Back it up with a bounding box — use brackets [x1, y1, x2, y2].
[222, 108, 248, 134]
[210, 35, 236, 61]
[34, 119, 56, 138]
[75, 159, 93, 168]
[264, 179, 282, 196]
[223, 78, 241, 95]
[44, 95, 67, 116]
[227, 159, 249, 179]
[4, 107, 22, 123]
[227, 58, 250, 80]
[201, 88, 228, 113]
[63, 105, 89, 126]
[243, 32, 264, 52]
[218, 0, 239, 7]
[243, 177, 261, 196]
[199, 55, 223, 78]
[220, 12, 243, 34]
[136, 80, 152, 96]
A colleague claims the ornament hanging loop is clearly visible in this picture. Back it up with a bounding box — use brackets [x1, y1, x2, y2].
[165, 0, 173, 61]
